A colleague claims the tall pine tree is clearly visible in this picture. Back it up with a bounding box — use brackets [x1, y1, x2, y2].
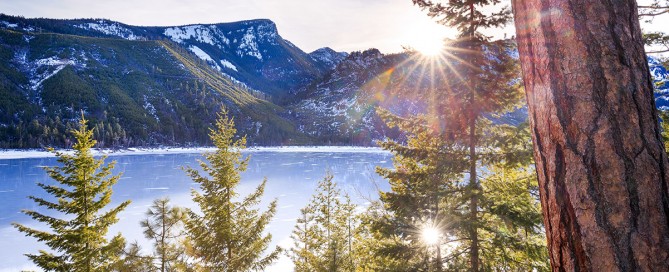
[183, 108, 280, 271]
[12, 114, 131, 271]
[407, 1, 530, 269]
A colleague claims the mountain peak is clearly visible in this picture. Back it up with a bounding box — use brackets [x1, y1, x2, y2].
[309, 47, 348, 70]
[236, 18, 276, 27]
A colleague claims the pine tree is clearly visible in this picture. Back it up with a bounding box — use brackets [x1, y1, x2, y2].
[370, 109, 548, 271]
[12, 114, 131, 272]
[183, 108, 280, 271]
[140, 198, 188, 272]
[369, 111, 466, 271]
[407, 1, 527, 269]
[289, 172, 358, 272]
[113, 242, 154, 272]
[660, 110, 669, 153]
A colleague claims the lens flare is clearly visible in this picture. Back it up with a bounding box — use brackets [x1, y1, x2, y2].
[411, 35, 445, 57]
[421, 226, 441, 245]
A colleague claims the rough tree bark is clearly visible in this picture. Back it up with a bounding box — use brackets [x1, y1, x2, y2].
[511, 0, 669, 270]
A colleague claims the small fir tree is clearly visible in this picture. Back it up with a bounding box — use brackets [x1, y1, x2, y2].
[183, 108, 280, 271]
[289, 172, 358, 272]
[140, 197, 188, 272]
[113, 242, 154, 272]
[12, 114, 131, 271]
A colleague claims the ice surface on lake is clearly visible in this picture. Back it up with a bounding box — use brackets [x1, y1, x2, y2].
[0, 149, 392, 271]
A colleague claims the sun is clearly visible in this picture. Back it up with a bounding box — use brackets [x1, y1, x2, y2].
[408, 29, 446, 57]
[413, 38, 445, 56]
[421, 226, 441, 245]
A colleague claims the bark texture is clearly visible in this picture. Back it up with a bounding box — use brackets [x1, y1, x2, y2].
[511, 0, 669, 270]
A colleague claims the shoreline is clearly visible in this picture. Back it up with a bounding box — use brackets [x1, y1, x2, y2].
[0, 146, 389, 160]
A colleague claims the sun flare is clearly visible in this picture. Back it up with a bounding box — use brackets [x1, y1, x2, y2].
[413, 40, 444, 56]
[410, 32, 446, 56]
[421, 226, 441, 245]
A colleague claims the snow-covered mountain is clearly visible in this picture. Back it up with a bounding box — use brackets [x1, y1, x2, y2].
[159, 19, 329, 96]
[0, 15, 348, 97]
[0, 15, 327, 147]
[309, 47, 349, 70]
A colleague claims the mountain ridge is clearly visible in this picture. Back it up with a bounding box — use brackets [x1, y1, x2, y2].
[0, 14, 348, 98]
[0, 14, 667, 149]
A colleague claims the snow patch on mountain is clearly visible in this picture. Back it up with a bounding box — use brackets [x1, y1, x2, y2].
[188, 45, 222, 71]
[237, 28, 263, 60]
[143, 95, 159, 122]
[1, 21, 18, 28]
[220, 59, 238, 71]
[164, 25, 229, 47]
[33, 57, 77, 67]
[188, 45, 213, 62]
[75, 20, 139, 40]
[31, 66, 66, 90]
[23, 56, 84, 90]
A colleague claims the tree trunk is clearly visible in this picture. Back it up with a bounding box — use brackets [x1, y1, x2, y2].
[511, 0, 669, 270]
[468, 112, 480, 272]
[467, 2, 480, 270]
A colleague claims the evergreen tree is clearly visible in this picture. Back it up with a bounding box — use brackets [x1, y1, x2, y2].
[289, 172, 358, 272]
[369, 109, 548, 271]
[183, 108, 280, 271]
[140, 198, 188, 272]
[407, 1, 529, 269]
[113, 242, 154, 272]
[661, 110, 669, 153]
[367, 111, 465, 271]
[12, 114, 131, 271]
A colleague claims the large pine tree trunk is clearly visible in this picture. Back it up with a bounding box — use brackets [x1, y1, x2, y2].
[511, 0, 669, 270]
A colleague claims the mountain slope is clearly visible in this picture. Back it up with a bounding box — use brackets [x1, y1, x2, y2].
[0, 28, 306, 148]
[288, 49, 414, 144]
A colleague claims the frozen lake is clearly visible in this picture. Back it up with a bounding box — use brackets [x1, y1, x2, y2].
[0, 148, 393, 271]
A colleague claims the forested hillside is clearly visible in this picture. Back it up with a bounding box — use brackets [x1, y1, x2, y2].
[0, 29, 304, 147]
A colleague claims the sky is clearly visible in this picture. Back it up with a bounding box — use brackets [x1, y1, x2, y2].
[0, 0, 665, 54]
[0, 0, 471, 54]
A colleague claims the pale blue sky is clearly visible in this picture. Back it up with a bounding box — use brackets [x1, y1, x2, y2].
[0, 0, 664, 54]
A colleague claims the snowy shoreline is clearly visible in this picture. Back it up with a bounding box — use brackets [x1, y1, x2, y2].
[0, 146, 388, 160]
